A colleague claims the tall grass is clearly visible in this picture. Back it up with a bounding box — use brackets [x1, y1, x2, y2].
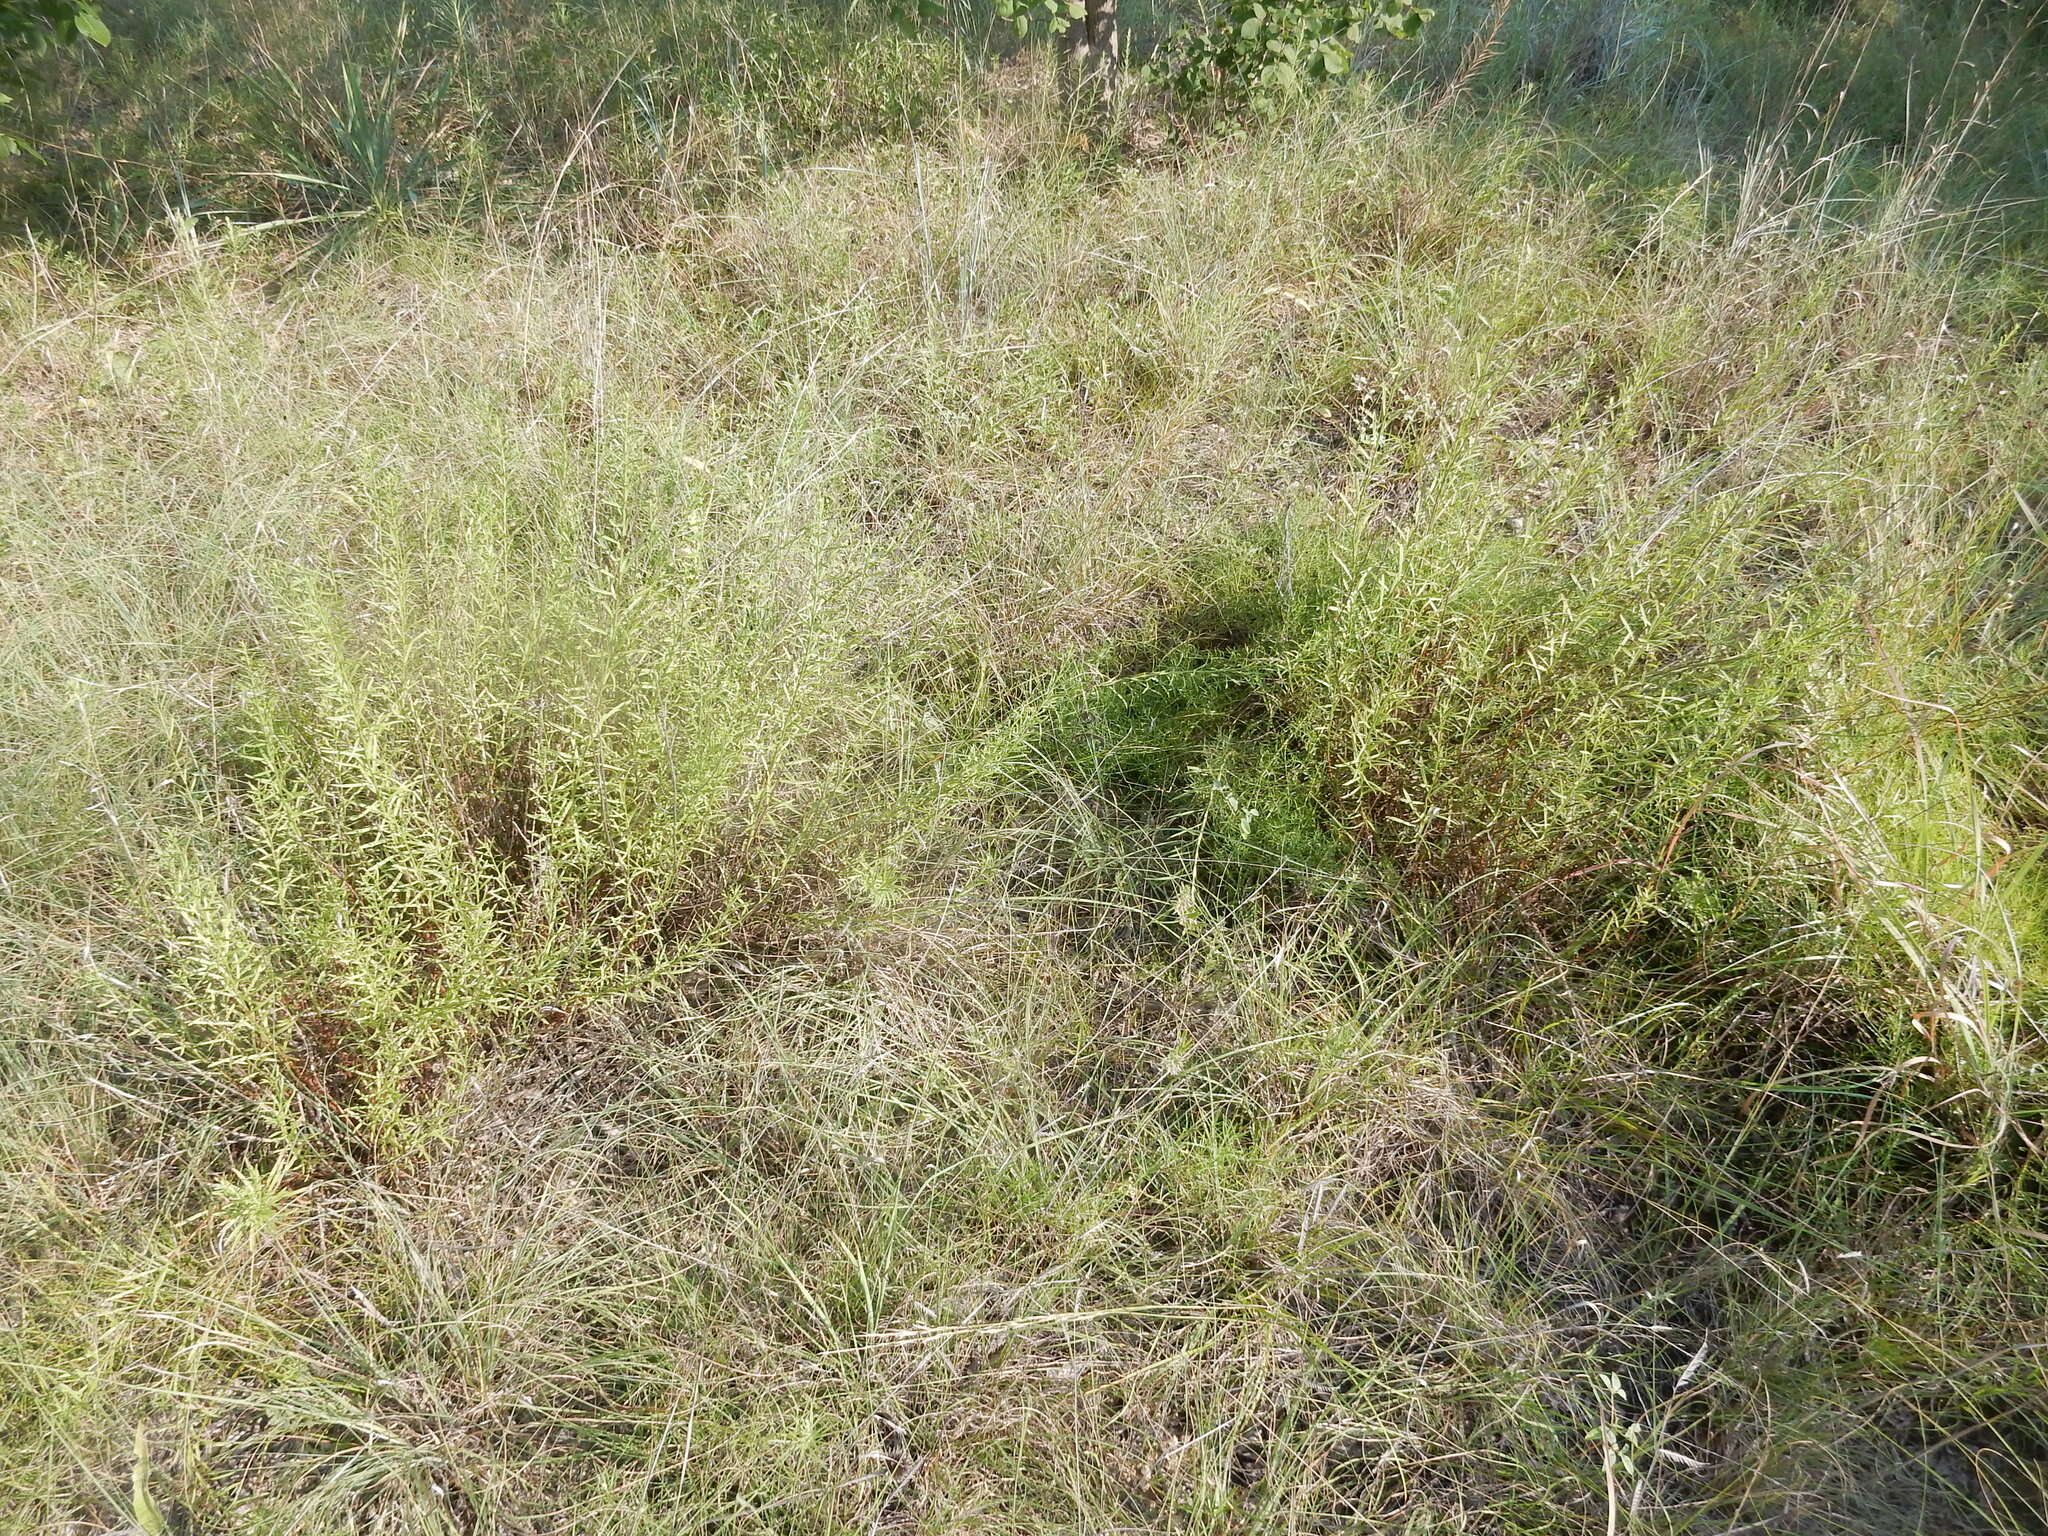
[2, 2, 2046, 1532]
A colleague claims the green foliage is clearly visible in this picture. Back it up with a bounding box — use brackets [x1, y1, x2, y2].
[888, 0, 1431, 108]
[1151, 0, 1432, 111]
[891, 0, 1081, 39]
[0, 0, 108, 156]
[994, 0, 1085, 38]
[0, 0, 105, 50]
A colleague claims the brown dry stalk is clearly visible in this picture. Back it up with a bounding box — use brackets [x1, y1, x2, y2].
[1426, 0, 1516, 122]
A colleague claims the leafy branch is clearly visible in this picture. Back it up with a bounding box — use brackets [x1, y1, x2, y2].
[1150, 0, 1433, 113]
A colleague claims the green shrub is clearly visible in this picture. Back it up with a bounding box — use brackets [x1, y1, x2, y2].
[1151, 0, 1433, 112]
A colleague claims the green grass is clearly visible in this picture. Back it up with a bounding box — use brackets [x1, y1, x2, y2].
[3, 1, 2048, 1531]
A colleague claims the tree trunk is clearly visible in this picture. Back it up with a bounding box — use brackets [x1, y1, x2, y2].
[1062, 0, 1119, 87]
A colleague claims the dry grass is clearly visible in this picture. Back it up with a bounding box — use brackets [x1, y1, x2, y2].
[3, 3, 2047, 1532]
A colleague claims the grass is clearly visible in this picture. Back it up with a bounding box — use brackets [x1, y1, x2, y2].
[3, 0, 2048, 1531]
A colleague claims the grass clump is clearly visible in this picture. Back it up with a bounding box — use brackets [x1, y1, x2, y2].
[3, 3, 2048, 1533]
